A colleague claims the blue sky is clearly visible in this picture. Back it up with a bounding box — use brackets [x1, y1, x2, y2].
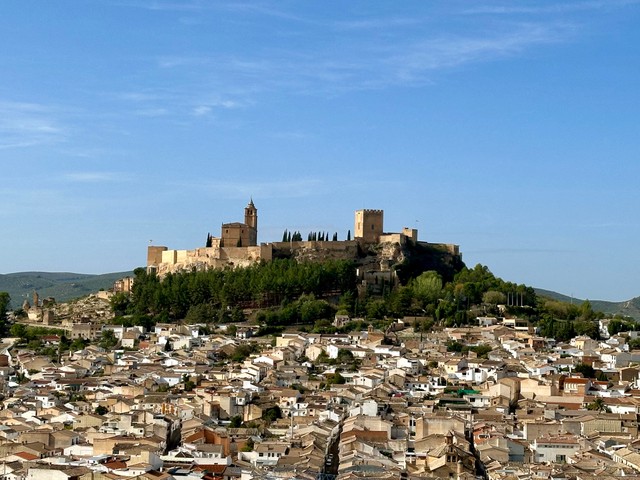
[1, 1, 639, 302]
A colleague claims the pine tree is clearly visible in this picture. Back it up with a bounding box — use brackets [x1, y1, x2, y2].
[206, 233, 212, 248]
[332, 232, 338, 241]
[282, 229, 288, 242]
[347, 230, 351, 241]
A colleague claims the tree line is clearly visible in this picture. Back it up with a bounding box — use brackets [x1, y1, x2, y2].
[281, 229, 351, 242]
[106, 259, 632, 342]
[118, 259, 357, 323]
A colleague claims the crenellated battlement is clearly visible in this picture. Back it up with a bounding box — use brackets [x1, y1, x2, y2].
[355, 209, 384, 244]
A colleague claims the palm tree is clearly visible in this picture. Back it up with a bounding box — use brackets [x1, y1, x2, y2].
[586, 397, 609, 412]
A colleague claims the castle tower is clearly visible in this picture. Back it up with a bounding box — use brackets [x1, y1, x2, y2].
[355, 209, 383, 244]
[244, 199, 258, 246]
[244, 198, 257, 230]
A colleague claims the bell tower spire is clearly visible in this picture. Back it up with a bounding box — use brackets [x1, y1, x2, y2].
[244, 199, 258, 245]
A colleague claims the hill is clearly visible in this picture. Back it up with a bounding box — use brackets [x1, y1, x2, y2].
[0, 271, 133, 307]
[535, 288, 640, 320]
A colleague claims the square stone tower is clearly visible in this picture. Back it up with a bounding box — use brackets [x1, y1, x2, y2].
[355, 209, 383, 244]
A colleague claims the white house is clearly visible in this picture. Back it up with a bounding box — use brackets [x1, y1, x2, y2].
[239, 442, 289, 466]
[531, 434, 580, 463]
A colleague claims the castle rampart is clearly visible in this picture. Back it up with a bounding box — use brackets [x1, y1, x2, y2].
[271, 240, 360, 262]
[147, 202, 461, 279]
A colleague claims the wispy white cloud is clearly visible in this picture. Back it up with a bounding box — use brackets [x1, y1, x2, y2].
[134, 107, 169, 117]
[268, 131, 315, 140]
[152, 20, 573, 97]
[333, 17, 422, 31]
[0, 101, 67, 149]
[168, 176, 402, 200]
[192, 105, 212, 116]
[190, 97, 243, 116]
[462, 0, 640, 15]
[116, 91, 163, 102]
[111, 0, 208, 12]
[114, 0, 308, 22]
[62, 172, 127, 183]
[99, 2, 617, 120]
[379, 22, 572, 86]
[58, 146, 129, 159]
[174, 178, 326, 199]
[107, 83, 247, 120]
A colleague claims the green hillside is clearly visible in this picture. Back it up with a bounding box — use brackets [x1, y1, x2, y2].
[0, 271, 133, 307]
[535, 288, 640, 320]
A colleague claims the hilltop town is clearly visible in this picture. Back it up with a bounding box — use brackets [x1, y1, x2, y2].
[1, 203, 640, 480]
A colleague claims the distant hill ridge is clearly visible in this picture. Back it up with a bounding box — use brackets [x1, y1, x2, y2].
[0, 271, 133, 307]
[535, 288, 640, 320]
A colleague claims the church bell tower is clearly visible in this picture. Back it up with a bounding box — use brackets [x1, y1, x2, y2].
[244, 199, 258, 245]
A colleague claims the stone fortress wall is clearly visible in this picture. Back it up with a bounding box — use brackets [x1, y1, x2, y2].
[147, 201, 460, 277]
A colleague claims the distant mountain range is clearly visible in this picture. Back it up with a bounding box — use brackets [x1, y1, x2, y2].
[0, 271, 133, 307]
[535, 288, 640, 320]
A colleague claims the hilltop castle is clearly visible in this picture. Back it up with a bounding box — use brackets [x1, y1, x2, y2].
[147, 200, 462, 284]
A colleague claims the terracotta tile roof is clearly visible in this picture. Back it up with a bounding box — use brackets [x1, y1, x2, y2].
[14, 452, 39, 461]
